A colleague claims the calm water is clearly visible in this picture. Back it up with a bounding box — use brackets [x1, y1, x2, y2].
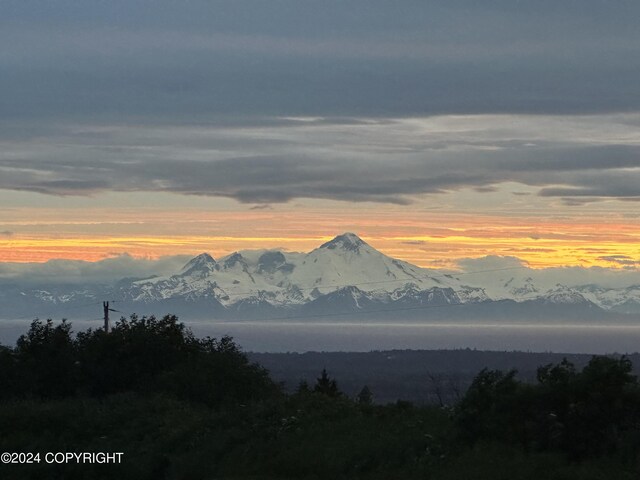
[3, 319, 640, 354]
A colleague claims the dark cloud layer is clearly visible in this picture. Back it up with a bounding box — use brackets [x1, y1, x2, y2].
[598, 256, 640, 267]
[2, 1, 640, 120]
[2, 2, 640, 205]
[1, 115, 639, 203]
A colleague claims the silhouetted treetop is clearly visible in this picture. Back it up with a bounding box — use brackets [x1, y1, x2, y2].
[1, 315, 279, 405]
[314, 368, 341, 398]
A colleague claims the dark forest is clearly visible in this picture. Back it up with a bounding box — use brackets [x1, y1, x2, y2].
[1, 315, 639, 479]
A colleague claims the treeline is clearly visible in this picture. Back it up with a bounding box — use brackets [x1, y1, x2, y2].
[1, 316, 639, 479]
[251, 349, 610, 405]
[0, 316, 277, 405]
[458, 356, 640, 461]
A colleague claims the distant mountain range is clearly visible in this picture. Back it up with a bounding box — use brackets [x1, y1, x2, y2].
[2, 233, 640, 322]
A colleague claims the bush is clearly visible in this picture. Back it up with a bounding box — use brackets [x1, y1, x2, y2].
[455, 356, 640, 460]
[156, 336, 279, 407]
[75, 314, 199, 395]
[1, 315, 280, 408]
[14, 319, 76, 398]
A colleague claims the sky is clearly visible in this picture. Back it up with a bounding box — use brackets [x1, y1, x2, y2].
[1, 0, 639, 281]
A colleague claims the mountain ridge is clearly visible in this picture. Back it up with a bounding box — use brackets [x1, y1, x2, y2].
[1, 233, 639, 321]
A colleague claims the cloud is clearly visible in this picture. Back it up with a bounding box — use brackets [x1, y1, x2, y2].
[2, 2, 640, 206]
[2, 252, 638, 294]
[1, 114, 640, 204]
[559, 198, 597, 207]
[456, 256, 640, 290]
[2, 1, 640, 122]
[456, 255, 528, 271]
[503, 248, 556, 253]
[0, 254, 192, 286]
[249, 204, 273, 210]
[474, 186, 498, 193]
[0, 231, 13, 237]
[598, 255, 640, 266]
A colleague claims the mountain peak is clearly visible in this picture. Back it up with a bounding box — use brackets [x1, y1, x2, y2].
[181, 253, 217, 277]
[541, 285, 590, 305]
[222, 252, 249, 270]
[319, 233, 366, 252]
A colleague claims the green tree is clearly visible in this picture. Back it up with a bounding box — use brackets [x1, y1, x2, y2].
[562, 355, 639, 458]
[314, 369, 341, 397]
[455, 355, 640, 460]
[0, 345, 19, 399]
[75, 314, 198, 395]
[296, 379, 311, 394]
[455, 368, 525, 444]
[157, 334, 279, 406]
[357, 385, 373, 405]
[14, 319, 76, 397]
[74, 314, 279, 405]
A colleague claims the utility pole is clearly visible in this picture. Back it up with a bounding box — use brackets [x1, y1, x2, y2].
[103, 301, 119, 333]
[103, 301, 110, 333]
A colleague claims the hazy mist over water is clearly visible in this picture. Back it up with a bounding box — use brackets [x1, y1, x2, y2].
[2, 320, 640, 355]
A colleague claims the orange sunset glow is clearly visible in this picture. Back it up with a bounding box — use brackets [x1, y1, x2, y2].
[2, 195, 639, 269]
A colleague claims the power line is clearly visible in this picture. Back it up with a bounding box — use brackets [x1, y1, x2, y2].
[9, 300, 104, 320]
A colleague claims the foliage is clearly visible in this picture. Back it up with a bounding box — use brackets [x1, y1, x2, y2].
[314, 368, 341, 397]
[14, 319, 76, 398]
[1, 317, 640, 478]
[455, 356, 640, 460]
[156, 335, 278, 407]
[2, 315, 279, 407]
[357, 385, 373, 405]
[75, 314, 197, 395]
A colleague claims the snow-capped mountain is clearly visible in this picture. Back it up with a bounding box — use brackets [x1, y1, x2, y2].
[120, 233, 478, 309]
[2, 233, 639, 321]
[537, 285, 593, 306]
[574, 284, 640, 314]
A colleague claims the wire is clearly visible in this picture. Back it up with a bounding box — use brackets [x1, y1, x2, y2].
[8, 300, 104, 320]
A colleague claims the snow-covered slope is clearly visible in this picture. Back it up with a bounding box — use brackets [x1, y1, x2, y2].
[575, 284, 640, 314]
[106, 233, 618, 317]
[117, 233, 494, 310]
